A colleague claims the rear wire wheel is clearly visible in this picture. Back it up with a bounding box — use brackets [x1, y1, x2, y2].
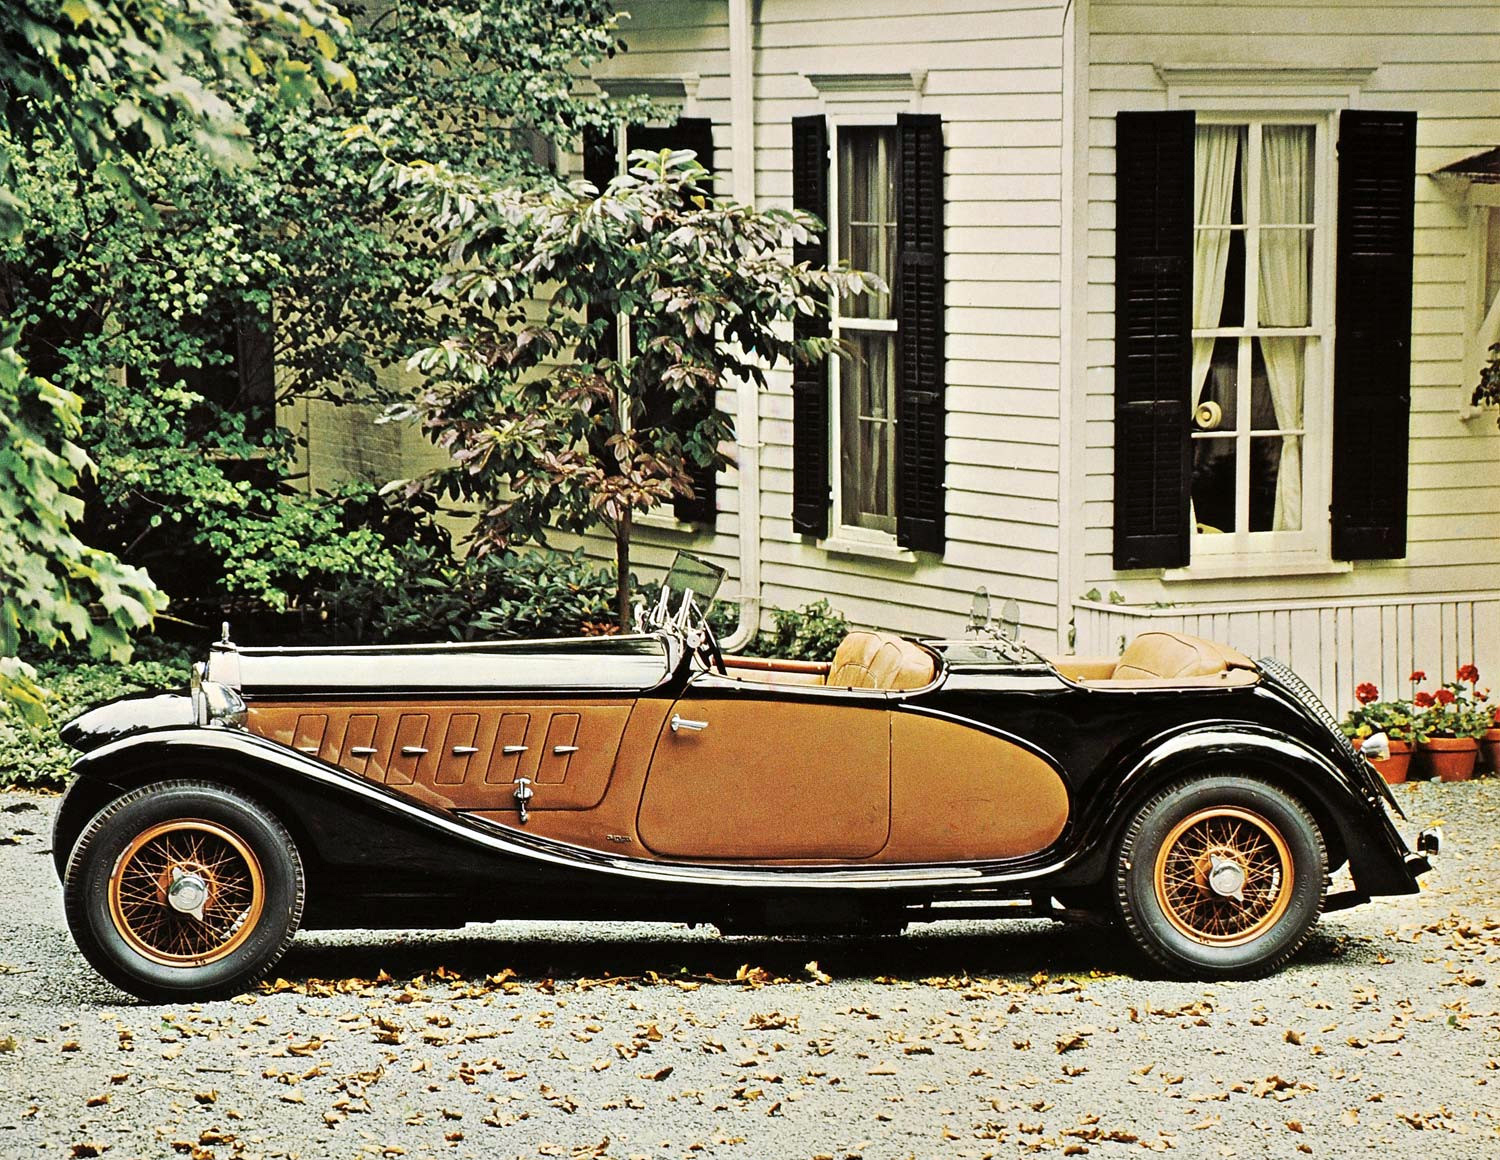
[1115, 776, 1325, 978]
[65, 781, 304, 1002]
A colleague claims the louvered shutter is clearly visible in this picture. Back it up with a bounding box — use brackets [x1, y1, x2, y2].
[895, 113, 946, 553]
[1330, 111, 1416, 560]
[582, 125, 620, 366]
[1112, 111, 1195, 570]
[790, 114, 831, 537]
[627, 119, 719, 523]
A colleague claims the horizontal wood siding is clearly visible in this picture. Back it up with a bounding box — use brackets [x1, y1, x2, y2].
[1082, 0, 1500, 611]
[590, 0, 1073, 643]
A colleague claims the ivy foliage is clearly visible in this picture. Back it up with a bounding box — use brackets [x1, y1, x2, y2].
[389, 147, 878, 622]
[1, 0, 346, 723]
[0, 334, 167, 726]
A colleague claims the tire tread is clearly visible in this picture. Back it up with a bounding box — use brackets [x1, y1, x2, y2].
[1113, 775, 1327, 979]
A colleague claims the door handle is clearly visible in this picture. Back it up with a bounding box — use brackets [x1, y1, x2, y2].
[670, 714, 709, 733]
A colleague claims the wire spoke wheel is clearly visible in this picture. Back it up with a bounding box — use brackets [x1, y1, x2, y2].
[107, 819, 266, 967]
[1152, 806, 1293, 947]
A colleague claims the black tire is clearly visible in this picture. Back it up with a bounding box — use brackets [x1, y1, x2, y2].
[1113, 775, 1326, 979]
[63, 780, 304, 1002]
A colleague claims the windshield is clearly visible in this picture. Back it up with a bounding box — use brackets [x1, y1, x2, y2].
[661, 551, 725, 609]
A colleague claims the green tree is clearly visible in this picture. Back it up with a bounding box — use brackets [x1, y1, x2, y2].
[389, 148, 875, 625]
[1, 0, 345, 720]
[4, 1, 639, 624]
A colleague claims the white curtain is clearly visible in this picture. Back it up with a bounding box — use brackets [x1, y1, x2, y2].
[1258, 126, 1310, 532]
[1192, 127, 1242, 403]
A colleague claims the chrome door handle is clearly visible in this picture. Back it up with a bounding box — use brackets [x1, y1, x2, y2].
[670, 714, 708, 733]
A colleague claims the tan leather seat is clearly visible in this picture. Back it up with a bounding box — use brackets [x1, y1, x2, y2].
[825, 630, 937, 691]
[1111, 631, 1256, 681]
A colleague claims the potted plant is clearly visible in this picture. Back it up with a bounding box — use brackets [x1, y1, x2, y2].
[1482, 703, 1500, 776]
[1341, 682, 1420, 784]
[1411, 666, 1491, 782]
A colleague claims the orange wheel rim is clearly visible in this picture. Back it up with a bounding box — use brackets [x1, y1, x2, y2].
[107, 820, 265, 967]
[1152, 806, 1293, 947]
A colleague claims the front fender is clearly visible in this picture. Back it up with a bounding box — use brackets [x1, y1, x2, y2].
[1075, 723, 1419, 897]
[59, 693, 194, 753]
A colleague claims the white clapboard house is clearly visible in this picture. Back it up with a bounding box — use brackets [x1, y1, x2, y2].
[288, 1, 1500, 714]
[520, 0, 1499, 716]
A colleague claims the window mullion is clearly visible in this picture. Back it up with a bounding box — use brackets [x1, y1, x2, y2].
[1245, 122, 1261, 331]
[1236, 334, 1253, 531]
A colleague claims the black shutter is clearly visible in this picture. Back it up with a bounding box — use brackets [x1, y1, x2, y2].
[895, 113, 946, 553]
[1112, 111, 1195, 570]
[790, 114, 831, 537]
[632, 118, 718, 522]
[582, 125, 619, 366]
[1330, 111, 1416, 560]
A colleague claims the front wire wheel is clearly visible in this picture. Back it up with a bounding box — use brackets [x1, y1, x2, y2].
[1115, 777, 1326, 979]
[65, 781, 304, 1002]
[108, 819, 267, 967]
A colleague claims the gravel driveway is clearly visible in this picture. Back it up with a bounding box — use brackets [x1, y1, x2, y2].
[1, 781, 1496, 1160]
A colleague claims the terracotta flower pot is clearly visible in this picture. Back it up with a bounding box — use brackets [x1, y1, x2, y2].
[1369, 739, 1413, 785]
[1481, 728, 1500, 776]
[1419, 736, 1480, 782]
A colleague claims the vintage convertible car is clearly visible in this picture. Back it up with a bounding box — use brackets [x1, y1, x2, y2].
[55, 554, 1439, 1001]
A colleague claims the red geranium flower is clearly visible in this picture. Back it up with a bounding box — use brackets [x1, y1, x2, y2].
[1409, 670, 1426, 683]
[1435, 687, 1455, 706]
[1414, 691, 1435, 708]
[1457, 663, 1480, 684]
[1355, 682, 1379, 704]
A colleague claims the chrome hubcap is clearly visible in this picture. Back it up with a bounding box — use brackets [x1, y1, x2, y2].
[1207, 854, 1247, 901]
[166, 868, 209, 919]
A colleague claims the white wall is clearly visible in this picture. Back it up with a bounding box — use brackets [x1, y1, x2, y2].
[595, 0, 1074, 644]
[1078, 0, 1500, 620]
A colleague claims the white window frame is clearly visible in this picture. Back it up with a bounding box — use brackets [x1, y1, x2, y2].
[826, 113, 903, 554]
[1170, 109, 1341, 579]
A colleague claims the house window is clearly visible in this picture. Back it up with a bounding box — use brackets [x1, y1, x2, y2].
[789, 112, 945, 554]
[1112, 108, 1415, 573]
[1190, 119, 1325, 552]
[581, 115, 718, 525]
[831, 124, 899, 536]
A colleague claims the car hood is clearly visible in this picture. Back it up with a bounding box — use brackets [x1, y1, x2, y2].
[204, 634, 678, 697]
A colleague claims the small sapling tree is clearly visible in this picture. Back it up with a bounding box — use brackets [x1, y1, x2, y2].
[389, 148, 876, 625]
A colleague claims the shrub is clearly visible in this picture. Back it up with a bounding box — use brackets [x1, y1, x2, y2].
[0, 645, 192, 789]
[325, 545, 618, 644]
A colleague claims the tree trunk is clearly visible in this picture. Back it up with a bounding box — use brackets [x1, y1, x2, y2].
[615, 509, 632, 630]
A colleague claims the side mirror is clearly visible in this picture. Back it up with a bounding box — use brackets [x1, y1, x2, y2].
[1359, 732, 1391, 763]
[1000, 597, 1021, 642]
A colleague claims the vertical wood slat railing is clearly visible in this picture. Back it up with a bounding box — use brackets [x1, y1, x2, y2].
[1072, 592, 1500, 717]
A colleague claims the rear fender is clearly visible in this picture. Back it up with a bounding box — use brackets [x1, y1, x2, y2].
[1072, 725, 1416, 896]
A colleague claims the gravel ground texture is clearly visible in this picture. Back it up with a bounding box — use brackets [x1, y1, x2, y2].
[0, 780, 1496, 1160]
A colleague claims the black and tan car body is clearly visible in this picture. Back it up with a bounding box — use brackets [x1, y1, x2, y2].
[57, 629, 1432, 944]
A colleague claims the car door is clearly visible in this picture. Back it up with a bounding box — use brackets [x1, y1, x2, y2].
[636, 685, 891, 861]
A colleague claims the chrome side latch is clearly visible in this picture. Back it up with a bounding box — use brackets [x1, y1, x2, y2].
[513, 778, 534, 824]
[670, 714, 709, 733]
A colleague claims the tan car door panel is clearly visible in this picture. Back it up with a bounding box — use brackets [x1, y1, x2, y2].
[884, 712, 1069, 862]
[637, 698, 891, 860]
[248, 700, 633, 811]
